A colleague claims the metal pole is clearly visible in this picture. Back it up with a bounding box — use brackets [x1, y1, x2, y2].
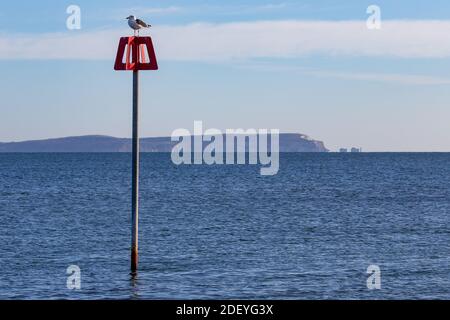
[131, 70, 139, 273]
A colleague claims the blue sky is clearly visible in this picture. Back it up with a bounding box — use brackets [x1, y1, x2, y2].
[1, 1, 450, 151]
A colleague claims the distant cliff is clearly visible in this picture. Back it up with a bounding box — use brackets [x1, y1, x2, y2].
[0, 134, 328, 152]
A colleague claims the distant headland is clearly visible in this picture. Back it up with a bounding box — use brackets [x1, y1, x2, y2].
[0, 134, 329, 153]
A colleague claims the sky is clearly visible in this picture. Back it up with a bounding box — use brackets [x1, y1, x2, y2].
[1, 0, 450, 151]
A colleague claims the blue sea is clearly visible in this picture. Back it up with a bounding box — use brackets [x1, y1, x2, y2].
[0, 153, 449, 299]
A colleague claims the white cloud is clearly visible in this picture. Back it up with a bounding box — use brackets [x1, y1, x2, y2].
[129, 6, 182, 15]
[237, 63, 450, 85]
[306, 70, 450, 85]
[217, 3, 289, 12]
[2, 20, 450, 61]
[257, 3, 288, 10]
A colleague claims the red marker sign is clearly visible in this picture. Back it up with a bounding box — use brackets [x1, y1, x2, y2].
[114, 36, 158, 71]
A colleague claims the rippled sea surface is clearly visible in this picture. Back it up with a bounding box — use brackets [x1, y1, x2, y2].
[0, 153, 449, 299]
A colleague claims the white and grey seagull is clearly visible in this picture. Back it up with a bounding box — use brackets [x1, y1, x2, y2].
[126, 15, 151, 36]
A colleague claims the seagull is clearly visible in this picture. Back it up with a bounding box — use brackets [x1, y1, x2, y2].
[126, 15, 151, 36]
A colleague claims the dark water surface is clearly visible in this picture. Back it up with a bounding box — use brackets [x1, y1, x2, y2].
[0, 153, 449, 299]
